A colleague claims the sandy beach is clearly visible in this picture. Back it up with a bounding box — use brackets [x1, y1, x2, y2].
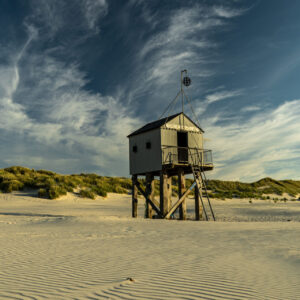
[0, 192, 299, 299]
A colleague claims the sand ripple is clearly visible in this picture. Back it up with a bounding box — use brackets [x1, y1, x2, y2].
[0, 194, 299, 299]
[0, 216, 300, 299]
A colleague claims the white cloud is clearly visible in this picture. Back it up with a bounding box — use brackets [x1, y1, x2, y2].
[6, 0, 296, 182]
[138, 7, 223, 86]
[128, 1, 158, 30]
[205, 89, 243, 104]
[241, 105, 260, 112]
[195, 89, 243, 115]
[204, 100, 300, 181]
[127, 4, 246, 119]
[0, 18, 140, 175]
[29, 0, 107, 37]
[212, 6, 245, 18]
[81, 0, 108, 32]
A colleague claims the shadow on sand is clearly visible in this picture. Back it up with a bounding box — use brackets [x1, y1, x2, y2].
[0, 212, 66, 218]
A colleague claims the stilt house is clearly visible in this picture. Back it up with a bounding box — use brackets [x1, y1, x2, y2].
[128, 112, 213, 176]
[127, 71, 215, 221]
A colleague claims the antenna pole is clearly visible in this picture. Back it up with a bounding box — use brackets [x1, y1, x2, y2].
[180, 70, 186, 114]
[181, 70, 187, 128]
[181, 70, 183, 113]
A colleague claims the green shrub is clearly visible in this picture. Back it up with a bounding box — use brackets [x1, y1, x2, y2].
[37, 169, 56, 176]
[38, 188, 48, 198]
[4, 166, 31, 175]
[1, 166, 300, 201]
[91, 185, 107, 197]
[48, 185, 67, 199]
[43, 178, 57, 188]
[113, 185, 128, 194]
[0, 173, 17, 183]
[79, 189, 96, 199]
[0, 180, 24, 193]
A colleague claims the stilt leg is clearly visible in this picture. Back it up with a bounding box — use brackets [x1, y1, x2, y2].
[145, 173, 154, 219]
[178, 169, 187, 220]
[195, 185, 202, 220]
[168, 176, 172, 214]
[160, 171, 170, 217]
[132, 175, 138, 218]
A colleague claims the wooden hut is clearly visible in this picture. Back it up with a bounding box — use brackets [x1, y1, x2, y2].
[127, 72, 215, 221]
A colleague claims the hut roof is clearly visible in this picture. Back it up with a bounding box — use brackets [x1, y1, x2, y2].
[127, 112, 203, 137]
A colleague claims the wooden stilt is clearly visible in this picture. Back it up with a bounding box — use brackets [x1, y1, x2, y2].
[135, 181, 162, 217]
[145, 173, 154, 219]
[165, 182, 195, 219]
[160, 171, 170, 217]
[195, 185, 202, 220]
[168, 176, 172, 212]
[178, 169, 187, 220]
[132, 175, 138, 218]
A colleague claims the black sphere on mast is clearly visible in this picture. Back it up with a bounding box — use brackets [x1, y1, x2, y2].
[182, 76, 191, 87]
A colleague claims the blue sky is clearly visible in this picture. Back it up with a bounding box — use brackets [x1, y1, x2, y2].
[0, 0, 299, 181]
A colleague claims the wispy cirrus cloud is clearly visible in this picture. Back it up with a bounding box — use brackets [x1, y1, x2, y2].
[81, 0, 108, 32]
[125, 4, 246, 119]
[212, 6, 246, 18]
[205, 89, 243, 104]
[29, 0, 108, 38]
[137, 4, 245, 84]
[1, 0, 298, 182]
[0, 51, 140, 173]
[204, 99, 300, 181]
[241, 105, 261, 112]
[194, 89, 243, 115]
[139, 7, 222, 85]
[0, 0, 140, 175]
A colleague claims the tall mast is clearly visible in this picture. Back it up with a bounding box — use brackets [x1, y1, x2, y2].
[181, 70, 185, 115]
[159, 70, 191, 125]
[181, 70, 186, 128]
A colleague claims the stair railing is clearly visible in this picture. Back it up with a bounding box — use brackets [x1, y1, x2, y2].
[192, 148, 216, 221]
[188, 148, 209, 220]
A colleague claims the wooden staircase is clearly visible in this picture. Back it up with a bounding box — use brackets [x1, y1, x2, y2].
[191, 164, 215, 221]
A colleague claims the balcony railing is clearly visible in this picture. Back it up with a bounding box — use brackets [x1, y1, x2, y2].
[162, 146, 213, 166]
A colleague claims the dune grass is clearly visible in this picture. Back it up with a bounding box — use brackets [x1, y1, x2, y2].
[0, 166, 299, 200]
[0, 166, 131, 199]
[204, 177, 300, 199]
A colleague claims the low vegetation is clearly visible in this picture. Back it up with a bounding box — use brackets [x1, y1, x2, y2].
[0, 166, 131, 200]
[204, 177, 300, 199]
[0, 166, 299, 200]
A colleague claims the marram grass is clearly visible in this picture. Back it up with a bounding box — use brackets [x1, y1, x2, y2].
[0, 166, 132, 199]
[0, 166, 300, 200]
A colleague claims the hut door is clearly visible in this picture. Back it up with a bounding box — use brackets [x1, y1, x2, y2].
[177, 131, 188, 163]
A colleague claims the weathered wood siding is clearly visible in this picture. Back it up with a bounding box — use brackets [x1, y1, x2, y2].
[161, 128, 177, 164]
[188, 132, 203, 148]
[129, 113, 204, 173]
[161, 113, 203, 164]
[129, 129, 162, 175]
[188, 131, 203, 165]
[161, 128, 177, 146]
[164, 114, 202, 133]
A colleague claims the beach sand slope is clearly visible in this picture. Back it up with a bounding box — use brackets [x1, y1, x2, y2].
[0, 192, 299, 299]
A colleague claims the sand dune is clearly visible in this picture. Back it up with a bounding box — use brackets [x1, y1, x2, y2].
[0, 192, 299, 299]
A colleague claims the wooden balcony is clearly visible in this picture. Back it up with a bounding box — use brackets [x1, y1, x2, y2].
[162, 146, 213, 175]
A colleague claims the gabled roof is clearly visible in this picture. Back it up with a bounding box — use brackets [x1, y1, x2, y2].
[127, 112, 204, 138]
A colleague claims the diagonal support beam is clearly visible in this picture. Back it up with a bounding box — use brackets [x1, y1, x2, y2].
[135, 181, 163, 218]
[136, 181, 159, 207]
[165, 181, 196, 219]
